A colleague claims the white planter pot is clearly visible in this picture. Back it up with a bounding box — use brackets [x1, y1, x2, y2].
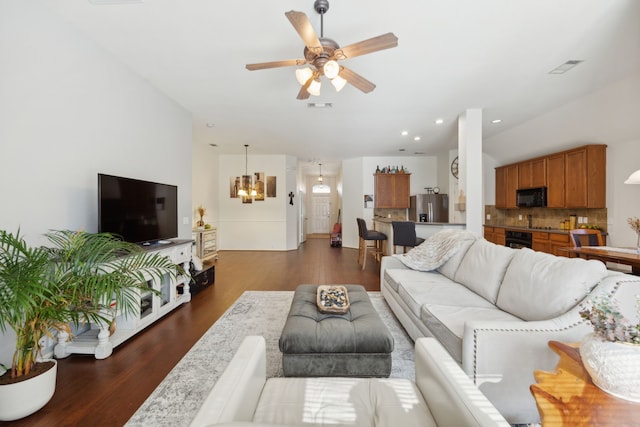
[0, 360, 57, 421]
[580, 333, 640, 402]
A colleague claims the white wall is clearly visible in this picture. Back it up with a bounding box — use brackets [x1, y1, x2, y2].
[216, 154, 293, 250]
[0, 1, 193, 245]
[191, 138, 219, 229]
[0, 1, 193, 366]
[484, 73, 640, 245]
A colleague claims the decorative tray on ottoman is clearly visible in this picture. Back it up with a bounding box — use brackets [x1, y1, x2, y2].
[317, 285, 350, 314]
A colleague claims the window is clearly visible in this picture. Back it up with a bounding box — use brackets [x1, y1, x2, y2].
[312, 184, 331, 194]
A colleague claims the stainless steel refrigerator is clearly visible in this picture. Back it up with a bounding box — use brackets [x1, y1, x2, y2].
[409, 194, 449, 223]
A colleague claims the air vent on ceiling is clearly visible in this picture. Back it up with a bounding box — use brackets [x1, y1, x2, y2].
[307, 103, 333, 108]
[549, 60, 584, 74]
[89, 0, 143, 5]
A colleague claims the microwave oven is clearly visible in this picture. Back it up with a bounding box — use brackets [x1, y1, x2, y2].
[516, 187, 547, 207]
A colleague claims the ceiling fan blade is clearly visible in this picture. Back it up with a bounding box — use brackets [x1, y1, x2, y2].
[246, 59, 306, 71]
[285, 10, 323, 55]
[334, 32, 398, 60]
[339, 66, 376, 93]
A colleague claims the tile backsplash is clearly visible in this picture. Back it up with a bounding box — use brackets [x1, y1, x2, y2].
[484, 206, 607, 231]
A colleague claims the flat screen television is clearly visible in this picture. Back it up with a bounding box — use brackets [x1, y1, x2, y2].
[98, 173, 178, 245]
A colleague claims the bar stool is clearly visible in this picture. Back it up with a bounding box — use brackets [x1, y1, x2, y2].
[391, 221, 425, 254]
[356, 218, 387, 270]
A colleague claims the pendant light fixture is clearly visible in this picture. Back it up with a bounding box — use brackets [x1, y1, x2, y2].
[625, 169, 640, 184]
[317, 163, 324, 182]
[238, 144, 257, 197]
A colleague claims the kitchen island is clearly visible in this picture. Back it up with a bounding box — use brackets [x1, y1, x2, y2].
[373, 217, 466, 254]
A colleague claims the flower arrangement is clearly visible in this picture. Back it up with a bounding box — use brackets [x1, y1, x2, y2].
[579, 295, 640, 344]
[628, 217, 640, 234]
[196, 205, 206, 227]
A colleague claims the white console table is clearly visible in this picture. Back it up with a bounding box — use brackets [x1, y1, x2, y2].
[54, 239, 192, 360]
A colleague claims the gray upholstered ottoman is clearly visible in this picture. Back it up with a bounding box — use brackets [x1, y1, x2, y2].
[279, 284, 394, 377]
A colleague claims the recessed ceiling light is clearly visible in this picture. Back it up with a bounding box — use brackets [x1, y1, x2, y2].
[399, 148, 406, 152]
[206, 123, 215, 128]
[414, 136, 421, 141]
[209, 143, 217, 147]
[435, 119, 444, 125]
[89, 0, 143, 4]
[491, 119, 502, 124]
[401, 131, 408, 136]
[549, 60, 584, 74]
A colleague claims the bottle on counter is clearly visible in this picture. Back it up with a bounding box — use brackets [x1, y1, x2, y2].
[569, 214, 577, 230]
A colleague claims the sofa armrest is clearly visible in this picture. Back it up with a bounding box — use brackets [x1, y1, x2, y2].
[414, 338, 509, 427]
[190, 336, 267, 427]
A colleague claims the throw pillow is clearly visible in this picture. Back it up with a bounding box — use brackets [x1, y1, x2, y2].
[394, 229, 477, 272]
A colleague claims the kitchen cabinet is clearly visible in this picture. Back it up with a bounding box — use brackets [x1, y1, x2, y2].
[495, 144, 606, 209]
[518, 158, 546, 189]
[374, 173, 410, 208]
[483, 226, 505, 246]
[564, 145, 606, 208]
[495, 164, 519, 209]
[532, 231, 551, 253]
[546, 153, 565, 208]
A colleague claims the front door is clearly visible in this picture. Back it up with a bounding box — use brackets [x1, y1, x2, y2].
[310, 195, 331, 234]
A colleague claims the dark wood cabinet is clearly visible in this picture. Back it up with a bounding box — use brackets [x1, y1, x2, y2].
[546, 153, 565, 208]
[495, 164, 519, 209]
[564, 145, 606, 208]
[374, 173, 410, 208]
[518, 158, 546, 189]
[496, 144, 606, 209]
[483, 226, 505, 245]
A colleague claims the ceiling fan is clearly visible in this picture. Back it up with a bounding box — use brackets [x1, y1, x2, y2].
[245, 0, 398, 100]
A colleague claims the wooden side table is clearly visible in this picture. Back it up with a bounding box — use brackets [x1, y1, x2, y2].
[530, 341, 640, 426]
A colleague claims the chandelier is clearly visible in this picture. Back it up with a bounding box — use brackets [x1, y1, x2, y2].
[317, 163, 324, 182]
[238, 144, 257, 197]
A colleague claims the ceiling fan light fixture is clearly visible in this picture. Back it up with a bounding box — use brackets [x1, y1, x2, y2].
[296, 67, 314, 85]
[331, 75, 347, 92]
[307, 79, 321, 96]
[323, 60, 340, 79]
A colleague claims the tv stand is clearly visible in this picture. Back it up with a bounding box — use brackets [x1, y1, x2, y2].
[54, 240, 192, 360]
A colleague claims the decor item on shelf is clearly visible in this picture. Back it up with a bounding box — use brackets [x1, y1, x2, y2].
[196, 205, 206, 227]
[624, 169, 640, 184]
[578, 296, 640, 402]
[0, 229, 178, 421]
[237, 144, 257, 199]
[245, 0, 397, 99]
[628, 217, 640, 253]
[317, 163, 323, 182]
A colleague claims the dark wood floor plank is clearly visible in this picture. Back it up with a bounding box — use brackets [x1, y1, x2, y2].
[5, 238, 381, 427]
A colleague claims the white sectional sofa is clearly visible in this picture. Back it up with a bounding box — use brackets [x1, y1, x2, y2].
[381, 230, 640, 424]
[190, 335, 509, 427]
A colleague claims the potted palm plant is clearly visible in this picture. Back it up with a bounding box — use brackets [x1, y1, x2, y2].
[0, 229, 179, 421]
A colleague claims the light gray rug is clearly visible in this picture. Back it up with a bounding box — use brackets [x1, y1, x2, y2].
[126, 290, 415, 427]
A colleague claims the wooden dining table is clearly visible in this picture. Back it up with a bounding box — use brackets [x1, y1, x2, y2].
[559, 246, 640, 275]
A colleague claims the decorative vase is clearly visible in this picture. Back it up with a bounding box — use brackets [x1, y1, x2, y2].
[580, 333, 640, 402]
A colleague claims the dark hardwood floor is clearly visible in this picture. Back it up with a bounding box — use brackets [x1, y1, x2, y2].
[5, 237, 381, 427]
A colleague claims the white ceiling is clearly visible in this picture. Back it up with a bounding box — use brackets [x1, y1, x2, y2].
[42, 0, 640, 176]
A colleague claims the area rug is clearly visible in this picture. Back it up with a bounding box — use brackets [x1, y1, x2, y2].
[126, 290, 415, 427]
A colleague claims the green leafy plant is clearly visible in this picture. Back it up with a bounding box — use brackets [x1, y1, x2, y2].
[579, 295, 640, 344]
[0, 229, 178, 379]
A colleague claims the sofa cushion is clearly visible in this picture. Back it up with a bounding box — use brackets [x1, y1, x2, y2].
[420, 304, 522, 363]
[436, 237, 476, 280]
[496, 248, 608, 321]
[454, 239, 516, 303]
[394, 230, 477, 272]
[253, 377, 436, 427]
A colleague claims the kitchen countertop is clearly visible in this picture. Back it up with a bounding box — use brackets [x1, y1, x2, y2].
[373, 217, 465, 226]
[485, 225, 607, 235]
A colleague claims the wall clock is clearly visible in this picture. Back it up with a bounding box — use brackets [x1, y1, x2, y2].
[451, 156, 459, 179]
